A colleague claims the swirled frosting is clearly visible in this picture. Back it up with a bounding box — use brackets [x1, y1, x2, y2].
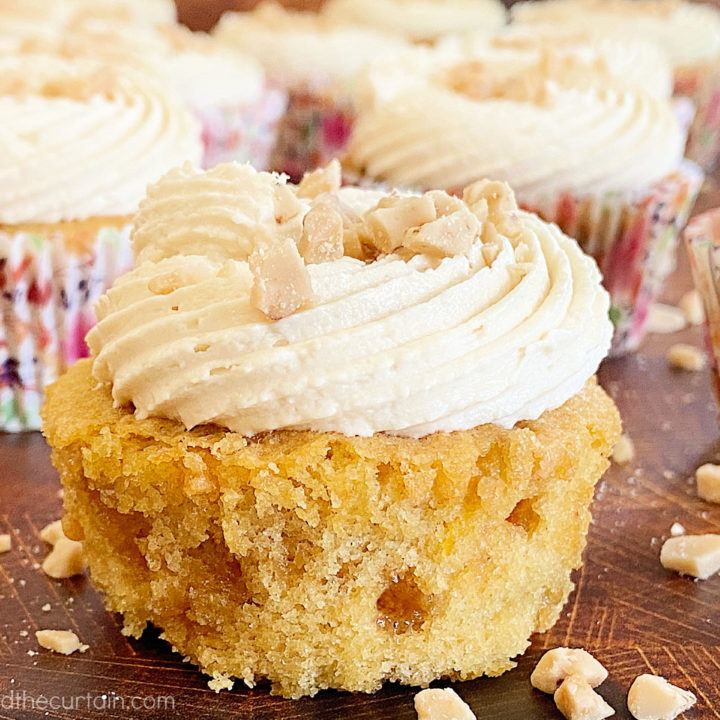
[347, 53, 685, 196]
[0, 54, 202, 225]
[87, 162, 612, 438]
[320, 0, 507, 43]
[511, 0, 720, 69]
[213, 3, 409, 89]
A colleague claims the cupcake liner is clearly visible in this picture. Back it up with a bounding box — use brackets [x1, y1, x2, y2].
[685, 208, 720, 391]
[269, 88, 356, 182]
[519, 162, 704, 356]
[0, 222, 133, 431]
[195, 88, 288, 171]
[675, 63, 720, 172]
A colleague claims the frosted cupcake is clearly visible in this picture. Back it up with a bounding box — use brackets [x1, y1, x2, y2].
[43, 161, 620, 698]
[0, 54, 202, 431]
[320, 0, 506, 44]
[345, 50, 703, 353]
[17, 20, 286, 171]
[511, 0, 720, 172]
[213, 2, 409, 180]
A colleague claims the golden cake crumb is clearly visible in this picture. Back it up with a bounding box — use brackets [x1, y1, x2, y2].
[531, 648, 608, 694]
[611, 435, 635, 465]
[208, 674, 234, 693]
[554, 676, 615, 720]
[695, 463, 720, 504]
[660, 534, 720, 579]
[414, 688, 476, 720]
[0, 534, 11, 554]
[40, 520, 65, 546]
[627, 674, 696, 720]
[678, 289, 705, 326]
[35, 629, 88, 655]
[666, 344, 706, 371]
[42, 537, 85, 579]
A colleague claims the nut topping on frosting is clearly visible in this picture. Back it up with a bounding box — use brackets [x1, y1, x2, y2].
[297, 158, 342, 199]
[298, 200, 345, 264]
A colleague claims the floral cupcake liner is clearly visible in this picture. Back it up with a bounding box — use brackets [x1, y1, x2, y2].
[269, 88, 356, 182]
[685, 207, 720, 394]
[195, 88, 288, 171]
[519, 162, 704, 356]
[675, 63, 720, 173]
[0, 222, 133, 431]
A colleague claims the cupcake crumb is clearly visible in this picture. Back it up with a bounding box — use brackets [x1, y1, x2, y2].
[666, 344, 705, 371]
[695, 463, 720, 504]
[531, 648, 608, 694]
[647, 303, 687, 334]
[35, 629, 88, 655]
[627, 674, 695, 720]
[0, 534, 11, 554]
[611, 434, 635, 465]
[414, 688, 476, 720]
[41, 537, 85, 579]
[660, 534, 720, 579]
[554, 675, 614, 720]
[670, 522, 686, 537]
[208, 674, 234, 693]
[678, 289, 705, 326]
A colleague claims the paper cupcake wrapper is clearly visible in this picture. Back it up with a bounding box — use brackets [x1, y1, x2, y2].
[675, 63, 720, 172]
[269, 88, 356, 182]
[195, 88, 288, 171]
[685, 208, 720, 387]
[0, 223, 133, 431]
[519, 162, 704, 356]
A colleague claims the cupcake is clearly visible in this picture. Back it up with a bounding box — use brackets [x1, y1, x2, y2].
[345, 49, 703, 354]
[510, 0, 720, 172]
[213, 2, 410, 181]
[685, 208, 720, 399]
[42, 161, 621, 698]
[0, 54, 202, 431]
[320, 0, 507, 44]
[15, 19, 287, 171]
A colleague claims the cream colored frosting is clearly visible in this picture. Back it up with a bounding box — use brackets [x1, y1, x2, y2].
[321, 0, 507, 43]
[0, 54, 202, 225]
[213, 3, 409, 90]
[348, 54, 685, 196]
[511, 0, 720, 69]
[87, 162, 612, 438]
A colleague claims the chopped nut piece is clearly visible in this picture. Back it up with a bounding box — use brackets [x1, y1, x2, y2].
[414, 688, 477, 720]
[298, 201, 344, 264]
[42, 537, 85, 579]
[670, 523, 686, 537]
[249, 239, 313, 321]
[647, 303, 687, 334]
[40, 520, 65, 546]
[660, 534, 720, 579]
[35, 629, 88, 655]
[666, 343, 706, 371]
[0, 534, 11, 554]
[678, 289, 705, 326]
[208, 673, 234, 693]
[612, 434, 635, 465]
[554, 676, 615, 720]
[531, 648, 608, 694]
[696, 463, 720, 504]
[273, 184, 304, 224]
[403, 207, 481, 258]
[462, 179, 518, 227]
[627, 674, 696, 720]
[41, 603, 52, 612]
[426, 190, 465, 217]
[365, 195, 437, 254]
[296, 159, 342, 199]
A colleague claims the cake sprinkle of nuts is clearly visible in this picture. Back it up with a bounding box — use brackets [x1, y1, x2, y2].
[531, 648, 608, 694]
[627, 674, 696, 720]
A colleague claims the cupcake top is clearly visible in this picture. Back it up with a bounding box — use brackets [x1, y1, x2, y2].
[346, 49, 685, 197]
[0, 54, 202, 225]
[320, 0, 506, 43]
[17, 20, 266, 110]
[213, 2, 410, 90]
[87, 161, 612, 438]
[511, 0, 720, 69]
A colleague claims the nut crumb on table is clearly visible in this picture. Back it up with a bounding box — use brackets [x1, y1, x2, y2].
[666, 344, 706, 371]
[531, 648, 608, 694]
[41, 537, 85, 579]
[669, 522, 686, 537]
[627, 674, 696, 720]
[612, 434, 635, 465]
[695, 463, 720, 504]
[0, 534, 10, 553]
[660, 534, 720, 579]
[35, 629, 88, 655]
[678, 289, 705, 326]
[39, 519, 65, 546]
[647, 303, 687, 334]
[554, 675, 615, 720]
[414, 688, 476, 720]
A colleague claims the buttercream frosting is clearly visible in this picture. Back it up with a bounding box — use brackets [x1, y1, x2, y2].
[87, 162, 612, 438]
[0, 54, 202, 225]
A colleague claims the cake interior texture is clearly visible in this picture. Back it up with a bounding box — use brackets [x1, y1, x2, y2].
[43, 358, 621, 698]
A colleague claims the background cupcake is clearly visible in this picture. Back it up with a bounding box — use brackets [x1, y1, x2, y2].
[345, 45, 703, 354]
[213, 1, 410, 180]
[510, 0, 720, 172]
[0, 54, 202, 431]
